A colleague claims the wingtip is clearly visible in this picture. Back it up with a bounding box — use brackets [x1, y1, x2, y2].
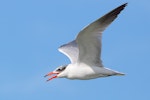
[118, 2, 128, 10]
[124, 3, 128, 6]
[110, 3, 128, 16]
[123, 3, 128, 6]
[123, 3, 128, 8]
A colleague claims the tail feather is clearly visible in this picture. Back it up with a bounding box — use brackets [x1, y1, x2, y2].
[115, 72, 125, 76]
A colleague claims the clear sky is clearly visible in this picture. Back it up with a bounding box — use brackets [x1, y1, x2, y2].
[0, 0, 150, 100]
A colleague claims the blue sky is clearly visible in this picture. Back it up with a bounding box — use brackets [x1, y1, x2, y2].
[0, 0, 150, 100]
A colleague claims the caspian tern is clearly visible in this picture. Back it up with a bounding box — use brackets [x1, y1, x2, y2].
[45, 3, 127, 81]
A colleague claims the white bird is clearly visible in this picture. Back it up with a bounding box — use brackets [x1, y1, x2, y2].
[45, 3, 127, 81]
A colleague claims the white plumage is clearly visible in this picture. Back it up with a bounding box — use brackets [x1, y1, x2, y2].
[45, 3, 127, 81]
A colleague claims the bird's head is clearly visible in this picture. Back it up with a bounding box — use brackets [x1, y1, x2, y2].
[44, 65, 67, 81]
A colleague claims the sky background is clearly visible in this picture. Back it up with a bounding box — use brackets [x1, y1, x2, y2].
[0, 0, 150, 100]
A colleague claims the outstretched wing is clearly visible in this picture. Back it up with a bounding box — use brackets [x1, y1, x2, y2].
[76, 3, 127, 66]
[58, 40, 79, 63]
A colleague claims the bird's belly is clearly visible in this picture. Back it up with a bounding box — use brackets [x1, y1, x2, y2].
[66, 64, 117, 80]
[66, 66, 104, 80]
[67, 72, 105, 80]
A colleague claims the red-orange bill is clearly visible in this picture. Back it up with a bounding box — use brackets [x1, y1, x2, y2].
[44, 72, 59, 81]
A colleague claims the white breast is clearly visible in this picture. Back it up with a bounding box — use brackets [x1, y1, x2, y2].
[63, 63, 102, 79]
[57, 63, 123, 80]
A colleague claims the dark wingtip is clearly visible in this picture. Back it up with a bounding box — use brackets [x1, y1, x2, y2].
[120, 3, 128, 7]
[98, 2, 128, 25]
[124, 3, 128, 6]
[122, 3, 128, 9]
[113, 3, 128, 15]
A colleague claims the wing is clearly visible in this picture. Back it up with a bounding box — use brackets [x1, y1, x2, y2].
[58, 40, 79, 63]
[76, 3, 127, 66]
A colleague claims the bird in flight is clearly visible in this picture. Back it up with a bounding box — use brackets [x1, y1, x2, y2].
[45, 3, 127, 81]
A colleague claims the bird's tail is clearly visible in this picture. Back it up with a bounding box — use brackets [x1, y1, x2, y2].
[115, 71, 125, 76]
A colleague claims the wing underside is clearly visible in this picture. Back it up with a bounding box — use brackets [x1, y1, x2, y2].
[58, 40, 79, 63]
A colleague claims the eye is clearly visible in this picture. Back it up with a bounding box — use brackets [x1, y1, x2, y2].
[56, 68, 63, 71]
[56, 66, 66, 72]
[57, 68, 61, 71]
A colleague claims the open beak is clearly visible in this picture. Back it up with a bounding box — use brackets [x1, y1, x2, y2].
[44, 71, 59, 81]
